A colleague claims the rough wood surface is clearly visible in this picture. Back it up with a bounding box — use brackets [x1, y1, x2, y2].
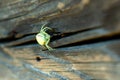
[0, 0, 120, 80]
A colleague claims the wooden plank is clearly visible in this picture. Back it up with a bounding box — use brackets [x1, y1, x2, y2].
[1, 39, 120, 80]
[0, 0, 120, 80]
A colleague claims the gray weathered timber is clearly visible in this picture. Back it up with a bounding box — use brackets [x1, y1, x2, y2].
[0, 0, 120, 80]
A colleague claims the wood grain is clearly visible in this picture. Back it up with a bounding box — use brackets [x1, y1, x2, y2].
[0, 0, 120, 80]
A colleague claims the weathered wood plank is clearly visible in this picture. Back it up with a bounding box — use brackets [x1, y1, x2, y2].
[1, 39, 120, 80]
[0, 0, 120, 80]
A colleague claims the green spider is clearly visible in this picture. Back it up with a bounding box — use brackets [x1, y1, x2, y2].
[36, 24, 53, 50]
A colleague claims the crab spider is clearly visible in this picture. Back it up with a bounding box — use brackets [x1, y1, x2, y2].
[36, 24, 53, 50]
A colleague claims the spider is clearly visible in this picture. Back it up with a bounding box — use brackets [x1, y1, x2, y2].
[36, 24, 53, 50]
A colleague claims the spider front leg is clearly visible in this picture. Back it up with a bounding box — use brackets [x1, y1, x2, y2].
[41, 23, 52, 31]
[42, 27, 52, 32]
[41, 23, 47, 30]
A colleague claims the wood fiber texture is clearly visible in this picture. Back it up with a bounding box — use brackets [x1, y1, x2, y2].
[0, 0, 120, 80]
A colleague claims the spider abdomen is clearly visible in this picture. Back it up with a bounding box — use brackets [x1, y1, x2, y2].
[36, 33, 46, 45]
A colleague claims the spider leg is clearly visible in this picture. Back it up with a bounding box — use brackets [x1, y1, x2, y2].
[45, 37, 53, 50]
[40, 23, 47, 32]
[43, 27, 52, 32]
